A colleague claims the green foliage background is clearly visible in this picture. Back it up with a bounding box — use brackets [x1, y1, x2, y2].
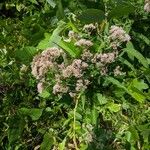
[0, 0, 150, 150]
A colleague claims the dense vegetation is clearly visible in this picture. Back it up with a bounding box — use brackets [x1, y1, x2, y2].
[0, 0, 150, 149]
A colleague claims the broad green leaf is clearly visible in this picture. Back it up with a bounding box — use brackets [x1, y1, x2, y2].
[15, 46, 37, 64]
[37, 21, 66, 49]
[107, 77, 146, 103]
[57, 40, 79, 58]
[124, 42, 149, 68]
[40, 132, 54, 150]
[8, 115, 25, 145]
[37, 33, 51, 50]
[19, 108, 43, 121]
[107, 103, 121, 112]
[78, 9, 105, 24]
[46, 0, 56, 8]
[108, 2, 134, 19]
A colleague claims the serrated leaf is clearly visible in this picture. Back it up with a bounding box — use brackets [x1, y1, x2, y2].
[108, 2, 134, 19]
[106, 77, 128, 92]
[124, 42, 149, 68]
[19, 108, 43, 121]
[78, 9, 105, 24]
[107, 77, 145, 103]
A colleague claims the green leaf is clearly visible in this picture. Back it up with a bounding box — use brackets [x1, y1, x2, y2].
[96, 93, 107, 105]
[15, 46, 37, 64]
[37, 21, 66, 49]
[40, 132, 54, 150]
[91, 106, 98, 125]
[107, 103, 121, 112]
[78, 9, 105, 24]
[57, 40, 79, 58]
[29, 0, 38, 5]
[132, 79, 149, 91]
[39, 90, 51, 98]
[8, 115, 25, 145]
[58, 138, 66, 150]
[107, 77, 146, 103]
[124, 42, 149, 68]
[106, 77, 128, 92]
[108, 2, 134, 19]
[46, 0, 56, 8]
[19, 108, 43, 121]
[119, 57, 135, 71]
[128, 126, 139, 143]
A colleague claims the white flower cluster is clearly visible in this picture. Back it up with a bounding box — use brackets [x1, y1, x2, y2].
[31, 47, 62, 80]
[62, 59, 88, 78]
[144, 0, 150, 12]
[75, 39, 93, 47]
[31, 47, 63, 93]
[109, 26, 131, 42]
[31, 23, 129, 95]
[92, 51, 118, 65]
[114, 66, 126, 76]
[83, 23, 96, 33]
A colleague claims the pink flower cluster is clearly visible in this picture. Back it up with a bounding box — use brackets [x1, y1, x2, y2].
[144, 0, 150, 12]
[31, 47, 64, 93]
[83, 23, 96, 33]
[92, 51, 118, 64]
[75, 39, 93, 47]
[31, 23, 129, 96]
[31, 47, 62, 80]
[109, 26, 131, 42]
[62, 59, 88, 78]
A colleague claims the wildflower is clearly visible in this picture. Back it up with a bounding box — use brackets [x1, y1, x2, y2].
[20, 64, 28, 73]
[109, 25, 131, 42]
[53, 82, 68, 95]
[62, 59, 88, 78]
[37, 82, 44, 93]
[114, 66, 126, 76]
[100, 67, 108, 76]
[81, 49, 93, 61]
[144, 0, 150, 12]
[75, 39, 93, 47]
[69, 92, 76, 98]
[75, 79, 89, 92]
[31, 47, 62, 79]
[92, 51, 118, 64]
[83, 23, 96, 32]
